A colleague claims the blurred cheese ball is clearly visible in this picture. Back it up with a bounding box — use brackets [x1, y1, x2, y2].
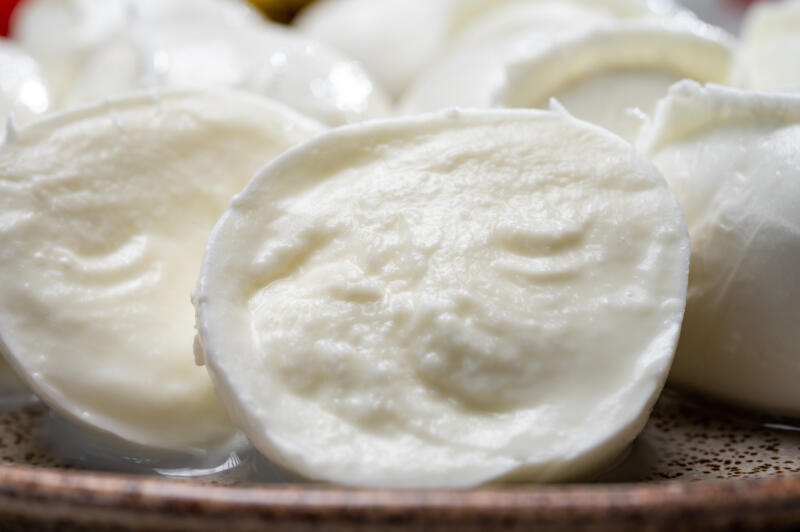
[12, 0, 263, 100]
[295, 0, 684, 100]
[0, 39, 51, 132]
[13, 0, 390, 125]
[639, 81, 800, 416]
[403, 21, 734, 142]
[737, 0, 800, 92]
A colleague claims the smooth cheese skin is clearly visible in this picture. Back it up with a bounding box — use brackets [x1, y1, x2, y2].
[14, 0, 389, 126]
[295, 0, 681, 100]
[194, 109, 690, 488]
[11, 0, 264, 104]
[737, 0, 800, 92]
[0, 39, 51, 132]
[0, 90, 323, 452]
[0, 40, 50, 395]
[55, 20, 390, 127]
[639, 82, 800, 417]
[404, 22, 733, 143]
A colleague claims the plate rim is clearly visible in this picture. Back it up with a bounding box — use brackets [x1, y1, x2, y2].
[0, 463, 798, 530]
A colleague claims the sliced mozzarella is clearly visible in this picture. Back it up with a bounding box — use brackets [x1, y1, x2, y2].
[0, 90, 323, 452]
[296, 0, 682, 99]
[404, 22, 733, 142]
[737, 0, 800, 92]
[56, 19, 391, 126]
[0, 39, 51, 131]
[194, 109, 690, 488]
[639, 81, 800, 416]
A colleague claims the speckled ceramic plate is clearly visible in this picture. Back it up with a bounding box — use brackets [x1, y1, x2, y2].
[0, 390, 798, 531]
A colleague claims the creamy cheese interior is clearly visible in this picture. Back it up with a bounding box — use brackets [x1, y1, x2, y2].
[640, 82, 800, 417]
[0, 90, 323, 452]
[195, 109, 690, 488]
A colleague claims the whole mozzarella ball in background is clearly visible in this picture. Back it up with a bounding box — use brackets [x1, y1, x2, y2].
[295, 0, 684, 100]
[403, 21, 734, 142]
[639, 81, 800, 417]
[0, 89, 323, 453]
[13, 0, 390, 125]
[11, 0, 264, 104]
[737, 0, 800, 91]
[0, 38, 50, 132]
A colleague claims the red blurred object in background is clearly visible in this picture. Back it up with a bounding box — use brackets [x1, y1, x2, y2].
[1, 0, 22, 37]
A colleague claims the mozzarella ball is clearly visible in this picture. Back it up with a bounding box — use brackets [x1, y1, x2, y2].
[0, 89, 323, 452]
[640, 81, 800, 416]
[194, 109, 690, 488]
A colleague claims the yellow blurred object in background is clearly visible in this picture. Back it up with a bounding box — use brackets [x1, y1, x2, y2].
[247, 0, 314, 22]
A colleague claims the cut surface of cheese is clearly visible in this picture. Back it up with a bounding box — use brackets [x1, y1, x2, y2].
[195, 109, 690, 488]
[0, 89, 323, 452]
[640, 81, 800, 417]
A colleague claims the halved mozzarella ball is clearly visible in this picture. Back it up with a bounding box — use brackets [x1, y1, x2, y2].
[404, 22, 733, 142]
[639, 81, 800, 417]
[296, 0, 682, 99]
[194, 109, 690, 488]
[737, 0, 800, 92]
[0, 39, 51, 131]
[0, 90, 323, 452]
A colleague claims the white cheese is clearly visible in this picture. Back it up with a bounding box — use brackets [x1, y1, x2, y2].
[12, 0, 263, 103]
[639, 81, 800, 417]
[14, 0, 390, 126]
[296, 0, 682, 100]
[403, 21, 734, 142]
[0, 39, 51, 132]
[737, 0, 800, 92]
[0, 89, 323, 452]
[194, 109, 690, 488]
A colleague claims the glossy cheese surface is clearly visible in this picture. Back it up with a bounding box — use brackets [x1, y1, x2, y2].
[640, 81, 800, 416]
